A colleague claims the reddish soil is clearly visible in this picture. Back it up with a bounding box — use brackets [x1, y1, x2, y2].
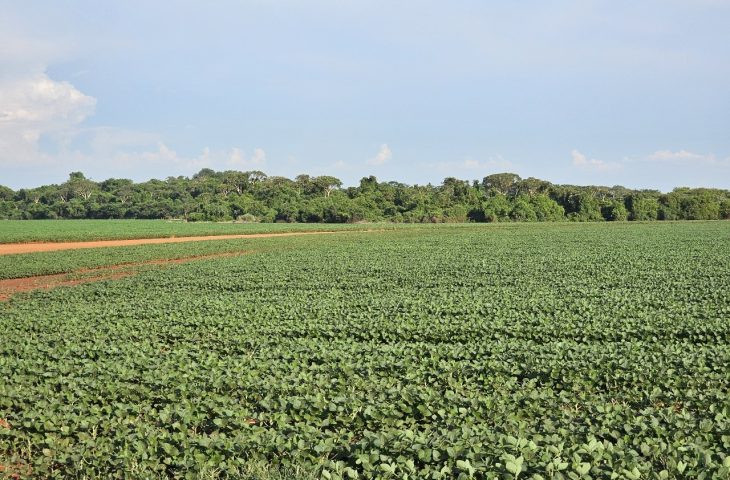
[0, 463, 32, 480]
[0, 230, 343, 256]
[0, 251, 251, 301]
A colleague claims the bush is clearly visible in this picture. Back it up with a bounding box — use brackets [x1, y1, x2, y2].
[237, 213, 259, 223]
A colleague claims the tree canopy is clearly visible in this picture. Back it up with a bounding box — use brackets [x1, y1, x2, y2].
[1, 171, 728, 223]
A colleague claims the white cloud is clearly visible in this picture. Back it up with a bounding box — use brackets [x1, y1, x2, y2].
[108, 145, 270, 176]
[0, 22, 73, 79]
[646, 149, 729, 166]
[0, 27, 270, 186]
[115, 142, 181, 167]
[367, 144, 392, 166]
[648, 150, 705, 162]
[86, 127, 160, 153]
[461, 155, 512, 170]
[571, 149, 622, 172]
[0, 74, 94, 124]
[5, 138, 272, 185]
[429, 155, 514, 173]
[251, 147, 266, 165]
[228, 147, 245, 166]
[0, 73, 96, 166]
[227, 147, 267, 169]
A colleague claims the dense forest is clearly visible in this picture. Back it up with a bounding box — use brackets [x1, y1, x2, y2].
[1, 170, 729, 222]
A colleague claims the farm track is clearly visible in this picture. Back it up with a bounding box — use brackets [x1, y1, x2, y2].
[0, 250, 252, 301]
[0, 229, 365, 255]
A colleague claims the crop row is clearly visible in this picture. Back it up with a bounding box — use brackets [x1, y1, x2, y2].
[0, 231, 387, 281]
[0, 219, 408, 244]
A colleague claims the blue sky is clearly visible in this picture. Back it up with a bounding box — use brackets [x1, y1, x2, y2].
[1, 0, 729, 191]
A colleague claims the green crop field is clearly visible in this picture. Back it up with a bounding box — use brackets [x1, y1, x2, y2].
[1, 222, 729, 479]
[0, 219, 409, 244]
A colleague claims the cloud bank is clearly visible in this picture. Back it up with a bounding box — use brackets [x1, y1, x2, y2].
[367, 144, 392, 166]
[571, 149, 622, 172]
[0, 73, 96, 166]
[646, 150, 729, 166]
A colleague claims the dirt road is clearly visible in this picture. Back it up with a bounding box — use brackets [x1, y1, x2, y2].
[0, 250, 251, 300]
[0, 230, 344, 255]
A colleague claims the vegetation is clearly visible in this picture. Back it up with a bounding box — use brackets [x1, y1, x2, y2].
[2, 223, 729, 478]
[0, 228, 397, 280]
[2, 170, 728, 222]
[0, 219, 398, 244]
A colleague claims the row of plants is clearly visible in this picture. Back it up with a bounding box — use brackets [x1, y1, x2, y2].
[0, 219, 400, 244]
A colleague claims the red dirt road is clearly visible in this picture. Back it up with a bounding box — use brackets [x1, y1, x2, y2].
[0, 230, 343, 255]
[0, 250, 251, 300]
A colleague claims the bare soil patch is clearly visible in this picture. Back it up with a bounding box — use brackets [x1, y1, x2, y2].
[0, 230, 344, 255]
[0, 251, 251, 301]
[0, 462, 32, 480]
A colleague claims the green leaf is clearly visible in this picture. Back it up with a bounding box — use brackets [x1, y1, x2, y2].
[506, 456, 524, 475]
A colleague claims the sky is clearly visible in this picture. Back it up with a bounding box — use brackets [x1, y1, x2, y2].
[1, 0, 729, 191]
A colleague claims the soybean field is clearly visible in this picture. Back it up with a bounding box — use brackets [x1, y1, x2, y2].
[0, 220, 402, 244]
[1, 222, 729, 479]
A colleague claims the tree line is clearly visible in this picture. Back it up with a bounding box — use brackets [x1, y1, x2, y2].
[1, 170, 729, 222]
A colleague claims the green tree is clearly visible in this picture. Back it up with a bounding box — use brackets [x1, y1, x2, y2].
[481, 195, 511, 222]
[602, 201, 628, 221]
[443, 204, 468, 222]
[221, 171, 251, 195]
[530, 195, 565, 221]
[567, 193, 603, 221]
[0, 185, 15, 201]
[658, 192, 682, 220]
[720, 199, 730, 219]
[3, 168, 728, 223]
[66, 172, 99, 201]
[510, 196, 537, 221]
[679, 190, 721, 220]
[482, 173, 521, 196]
[312, 176, 343, 198]
[515, 177, 551, 196]
[627, 195, 659, 221]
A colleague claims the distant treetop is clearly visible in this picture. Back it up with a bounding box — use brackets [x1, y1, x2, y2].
[1, 169, 728, 222]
